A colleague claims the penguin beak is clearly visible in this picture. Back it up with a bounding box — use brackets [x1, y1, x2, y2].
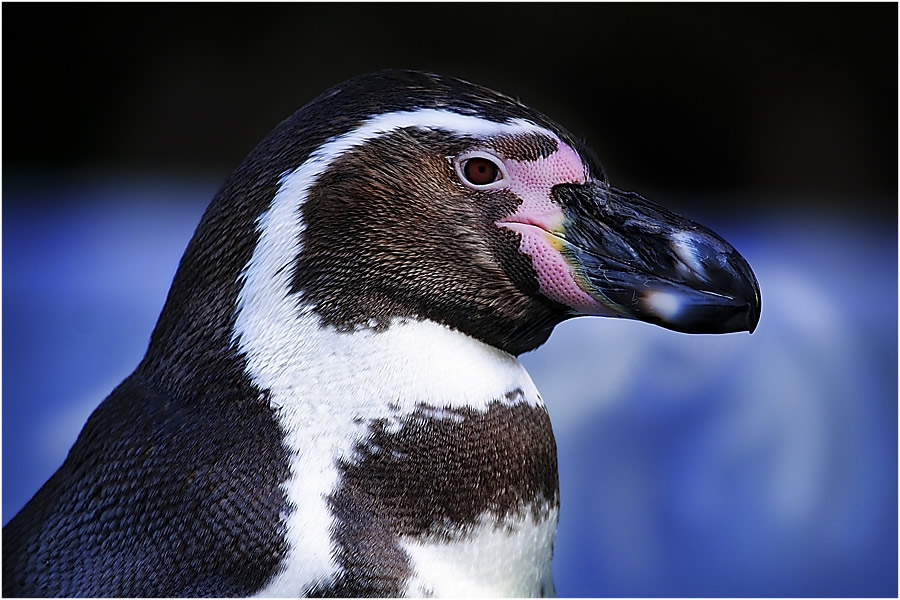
[553, 182, 761, 334]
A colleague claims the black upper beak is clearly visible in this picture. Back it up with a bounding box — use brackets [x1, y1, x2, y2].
[554, 182, 761, 334]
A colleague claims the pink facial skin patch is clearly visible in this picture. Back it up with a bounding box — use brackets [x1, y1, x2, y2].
[502, 139, 585, 231]
[495, 139, 621, 317]
[499, 222, 619, 316]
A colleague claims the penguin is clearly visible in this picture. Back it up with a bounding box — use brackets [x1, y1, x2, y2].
[2, 70, 760, 597]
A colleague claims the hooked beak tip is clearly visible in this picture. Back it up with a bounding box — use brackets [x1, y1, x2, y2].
[747, 289, 762, 334]
[634, 284, 760, 335]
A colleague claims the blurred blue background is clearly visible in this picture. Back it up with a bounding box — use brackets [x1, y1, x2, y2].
[3, 4, 897, 597]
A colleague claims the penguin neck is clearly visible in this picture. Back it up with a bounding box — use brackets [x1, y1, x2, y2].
[230, 163, 544, 416]
[234, 307, 543, 418]
[238, 309, 553, 597]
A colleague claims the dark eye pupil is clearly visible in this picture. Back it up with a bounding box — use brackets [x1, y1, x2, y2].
[463, 158, 499, 185]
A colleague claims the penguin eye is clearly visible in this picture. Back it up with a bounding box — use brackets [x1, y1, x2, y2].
[464, 158, 500, 185]
[455, 152, 507, 190]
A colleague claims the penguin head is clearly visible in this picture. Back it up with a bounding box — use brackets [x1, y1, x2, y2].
[284, 102, 597, 356]
[145, 71, 761, 383]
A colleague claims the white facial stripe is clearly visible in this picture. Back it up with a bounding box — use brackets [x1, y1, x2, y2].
[328, 108, 562, 151]
[297, 109, 565, 189]
[233, 106, 563, 388]
[237, 108, 550, 595]
[237, 108, 570, 361]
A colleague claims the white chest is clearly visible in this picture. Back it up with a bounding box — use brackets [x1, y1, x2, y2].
[402, 502, 558, 597]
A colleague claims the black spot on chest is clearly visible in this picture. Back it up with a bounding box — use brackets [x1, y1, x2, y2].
[308, 397, 559, 596]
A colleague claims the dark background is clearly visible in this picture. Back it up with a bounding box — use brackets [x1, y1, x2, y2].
[3, 3, 896, 211]
[3, 3, 897, 597]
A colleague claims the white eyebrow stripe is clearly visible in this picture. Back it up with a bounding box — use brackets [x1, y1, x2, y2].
[337, 108, 556, 142]
[297, 108, 566, 182]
